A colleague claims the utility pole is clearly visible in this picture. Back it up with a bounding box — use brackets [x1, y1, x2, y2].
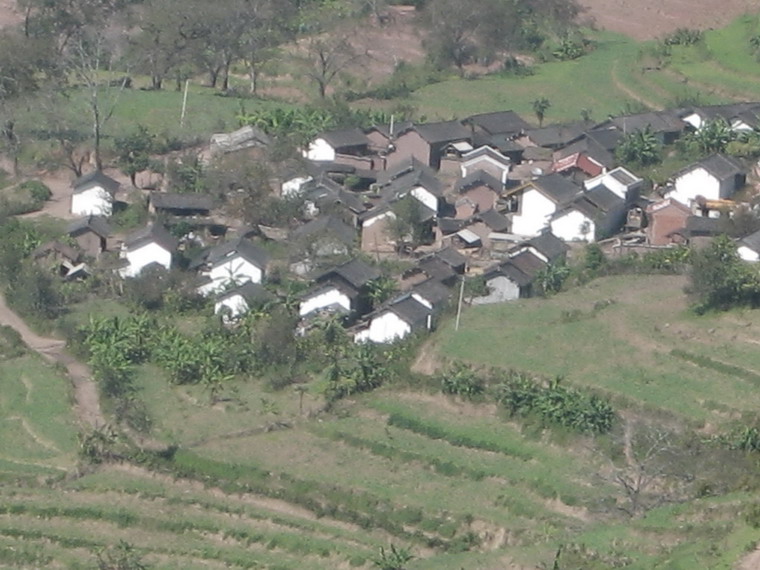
[455, 273, 465, 331]
[180, 79, 190, 128]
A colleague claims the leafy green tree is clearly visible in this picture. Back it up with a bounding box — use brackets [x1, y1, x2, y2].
[689, 234, 760, 312]
[95, 540, 149, 570]
[439, 362, 484, 399]
[689, 118, 735, 156]
[616, 126, 662, 166]
[536, 262, 570, 296]
[532, 97, 551, 127]
[367, 275, 398, 308]
[115, 125, 154, 187]
[373, 544, 413, 570]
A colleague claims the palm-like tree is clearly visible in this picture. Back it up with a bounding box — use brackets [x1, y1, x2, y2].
[692, 118, 734, 155]
[616, 126, 662, 166]
[532, 97, 551, 127]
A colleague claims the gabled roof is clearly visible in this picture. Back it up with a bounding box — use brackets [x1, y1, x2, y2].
[203, 237, 270, 269]
[412, 120, 471, 145]
[217, 281, 274, 306]
[72, 171, 120, 194]
[528, 173, 582, 204]
[680, 103, 760, 124]
[585, 184, 624, 213]
[292, 215, 357, 246]
[460, 145, 511, 166]
[417, 257, 456, 282]
[382, 166, 443, 199]
[411, 278, 451, 307]
[67, 215, 111, 239]
[646, 197, 691, 216]
[210, 125, 271, 154]
[739, 228, 760, 253]
[150, 192, 214, 211]
[464, 110, 530, 136]
[599, 111, 686, 134]
[524, 123, 585, 148]
[676, 153, 744, 182]
[123, 224, 178, 252]
[317, 258, 381, 289]
[319, 128, 370, 149]
[521, 231, 569, 262]
[434, 247, 467, 269]
[478, 208, 510, 232]
[438, 217, 466, 234]
[555, 132, 617, 168]
[388, 296, 433, 327]
[33, 240, 81, 262]
[368, 121, 414, 140]
[455, 170, 503, 194]
[683, 215, 722, 236]
[488, 250, 546, 287]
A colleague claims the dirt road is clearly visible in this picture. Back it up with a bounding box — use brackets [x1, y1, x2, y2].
[0, 292, 104, 429]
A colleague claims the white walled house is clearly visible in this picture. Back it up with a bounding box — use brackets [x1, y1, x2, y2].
[303, 128, 371, 162]
[472, 251, 546, 305]
[194, 238, 270, 296]
[214, 282, 273, 321]
[70, 171, 120, 217]
[584, 166, 643, 202]
[738, 230, 760, 262]
[299, 258, 380, 319]
[507, 174, 581, 237]
[354, 296, 433, 344]
[550, 185, 626, 242]
[666, 154, 745, 206]
[460, 146, 511, 184]
[119, 224, 178, 278]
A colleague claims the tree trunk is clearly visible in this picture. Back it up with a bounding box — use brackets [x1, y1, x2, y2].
[208, 67, 219, 88]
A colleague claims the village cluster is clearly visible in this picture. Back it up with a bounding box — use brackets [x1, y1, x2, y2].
[48, 103, 760, 344]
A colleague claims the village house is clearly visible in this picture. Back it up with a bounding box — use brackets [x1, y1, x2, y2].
[464, 110, 531, 145]
[459, 145, 511, 184]
[291, 215, 358, 257]
[549, 184, 626, 242]
[303, 127, 375, 170]
[584, 166, 643, 203]
[388, 120, 471, 170]
[506, 173, 582, 236]
[520, 123, 586, 150]
[454, 170, 503, 219]
[374, 157, 444, 215]
[298, 258, 381, 320]
[472, 250, 547, 305]
[70, 171, 120, 217]
[668, 215, 724, 247]
[665, 153, 746, 206]
[67, 216, 111, 258]
[208, 125, 270, 159]
[149, 192, 215, 218]
[214, 281, 274, 321]
[679, 103, 760, 132]
[193, 237, 270, 295]
[646, 198, 692, 246]
[552, 129, 622, 178]
[119, 224, 178, 278]
[738, 228, 760, 262]
[353, 294, 434, 344]
[594, 111, 687, 145]
[33, 240, 84, 279]
[508, 231, 569, 264]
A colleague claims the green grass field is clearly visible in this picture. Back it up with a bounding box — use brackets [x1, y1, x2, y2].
[435, 275, 760, 424]
[0, 353, 78, 477]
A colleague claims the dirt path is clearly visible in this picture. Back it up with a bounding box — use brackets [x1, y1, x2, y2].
[0, 292, 104, 429]
[611, 60, 663, 111]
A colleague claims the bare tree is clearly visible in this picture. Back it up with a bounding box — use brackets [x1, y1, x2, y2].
[300, 35, 366, 99]
[68, 30, 129, 170]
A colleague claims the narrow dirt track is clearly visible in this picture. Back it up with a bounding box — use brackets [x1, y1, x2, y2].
[0, 292, 104, 429]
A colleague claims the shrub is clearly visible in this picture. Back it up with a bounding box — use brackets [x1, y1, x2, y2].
[20, 180, 52, 203]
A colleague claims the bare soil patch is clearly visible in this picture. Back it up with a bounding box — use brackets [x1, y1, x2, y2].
[580, 0, 757, 40]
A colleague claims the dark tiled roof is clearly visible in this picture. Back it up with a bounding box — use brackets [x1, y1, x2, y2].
[465, 110, 530, 136]
[413, 120, 471, 144]
[455, 170, 503, 193]
[150, 192, 214, 211]
[418, 257, 456, 282]
[72, 171, 120, 194]
[217, 281, 274, 306]
[685, 153, 745, 182]
[602, 111, 686, 134]
[319, 128, 370, 149]
[33, 240, 81, 262]
[291, 215, 357, 246]
[411, 278, 451, 307]
[67, 215, 111, 238]
[478, 208, 510, 232]
[740, 228, 760, 252]
[532, 173, 582, 204]
[461, 145, 512, 165]
[434, 247, 467, 269]
[584, 184, 624, 213]
[124, 224, 178, 252]
[318, 258, 381, 289]
[369, 121, 414, 139]
[684, 215, 722, 236]
[523, 232, 569, 262]
[525, 123, 585, 148]
[382, 167, 443, 199]
[389, 296, 432, 327]
[438, 217, 466, 234]
[204, 237, 270, 269]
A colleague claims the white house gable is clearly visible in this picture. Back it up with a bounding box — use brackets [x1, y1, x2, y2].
[299, 287, 352, 317]
[120, 242, 171, 278]
[214, 294, 249, 319]
[71, 187, 113, 217]
[354, 311, 410, 344]
[201, 256, 264, 296]
[511, 188, 556, 236]
[303, 138, 336, 162]
[550, 209, 595, 242]
[668, 167, 720, 204]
